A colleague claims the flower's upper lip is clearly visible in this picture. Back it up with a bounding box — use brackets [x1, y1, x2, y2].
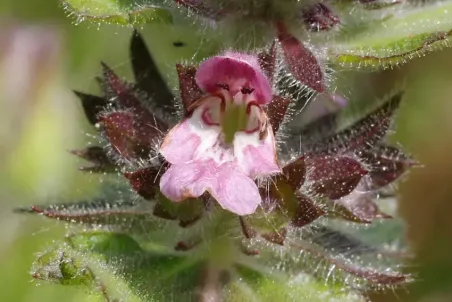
[194, 53, 272, 105]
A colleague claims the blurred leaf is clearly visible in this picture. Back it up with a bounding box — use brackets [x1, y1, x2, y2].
[61, 0, 173, 25]
[228, 264, 365, 302]
[32, 245, 122, 301]
[130, 31, 176, 115]
[67, 231, 205, 301]
[15, 198, 165, 234]
[356, 0, 402, 10]
[33, 248, 98, 287]
[70, 146, 117, 173]
[331, 1, 452, 69]
[67, 231, 143, 254]
[293, 91, 402, 155]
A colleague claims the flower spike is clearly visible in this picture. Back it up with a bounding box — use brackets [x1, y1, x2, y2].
[17, 32, 414, 300]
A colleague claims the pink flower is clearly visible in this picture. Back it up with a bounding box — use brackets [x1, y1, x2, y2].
[159, 53, 280, 215]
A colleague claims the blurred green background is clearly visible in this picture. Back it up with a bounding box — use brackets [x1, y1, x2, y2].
[2, 1, 452, 302]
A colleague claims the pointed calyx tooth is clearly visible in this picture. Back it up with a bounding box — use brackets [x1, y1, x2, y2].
[361, 144, 419, 189]
[153, 202, 177, 220]
[73, 90, 107, 125]
[305, 91, 403, 155]
[100, 62, 167, 130]
[261, 228, 287, 245]
[265, 95, 291, 134]
[325, 200, 373, 223]
[301, 2, 340, 32]
[357, 0, 403, 10]
[179, 215, 202, 228]
[290, 109, 340, 139]
[292, 193, 325, 227]
[130, 31, 175, 115]
[335, 191, 392, 222]
[70, 146, 116, 173]
[306, 155, 368, 200]
[174, 0, 224, 20]
[280, 156, 306, 190]
[100, 111, 155, 161]
[152, 194, 205, 225]
[100, 63, 168, 132]
[124, 167, 162, 200]
[101, 62, 149, 113]
[176, 63, 204, 112]
[275, 22, 325, 93]
[258, 41, 277, 84]
[308, 225, 378, 255]
[175, 240, 200, 251]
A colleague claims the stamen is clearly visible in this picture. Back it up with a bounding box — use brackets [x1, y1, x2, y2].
[245, 101, 262, 134]
[241, 87, 254, 94]
[246, 101, 260, 114]
[216, 83, 229, 91]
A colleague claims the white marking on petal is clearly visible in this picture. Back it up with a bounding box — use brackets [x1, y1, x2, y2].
[234, 127, 280, 177]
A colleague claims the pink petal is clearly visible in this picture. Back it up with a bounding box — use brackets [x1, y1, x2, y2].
[213, 163, 262, 215]
[195, 53, 272, 104]
[160, 99, 221, 165]
[159, 161, 214, 201]
[234, 129, 280, 177]
[159, 161, 261, 215]
[159, 119, 201, 164]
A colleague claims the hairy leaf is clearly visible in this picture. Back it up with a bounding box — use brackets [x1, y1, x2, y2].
[175, 0, 224, 20]
[61, 0, 173, 25]
[306, 156, 368, 200]
[258, 41, 276, 84]
[361, 144, 418, 189]
[130, 31, 175, 115]
[302, 2, 339, 32]
[73, 91, 107, 125]
[67, 231, 205, 301]
[230, 264, 365, 302]
[292, 193, 325, 227]
[295, 91, 402, 155]
[331, 1, 452, 69]
[176, 64, 204, 111]
[124, 166, 162, 200]
[276, 22, 325, 92]
[101, 111, 156, 160]
[70, 146, 116, 173]
[15, 198, 163, 234]
[335, 190, 392, 222]
[31, 244, 138, 301]
[265, 95, 291, 134]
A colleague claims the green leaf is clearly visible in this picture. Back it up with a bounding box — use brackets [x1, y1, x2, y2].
[61, 0, 173, 25]
[67, 231, 206, 301]
[67, 232, 143, 254]
[227, 264, 365, 302]
[15, 197, 166, 234]
[31, 244, 138, 301]
[331, 1, 452, 69]
[33, 248, 97, 287]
